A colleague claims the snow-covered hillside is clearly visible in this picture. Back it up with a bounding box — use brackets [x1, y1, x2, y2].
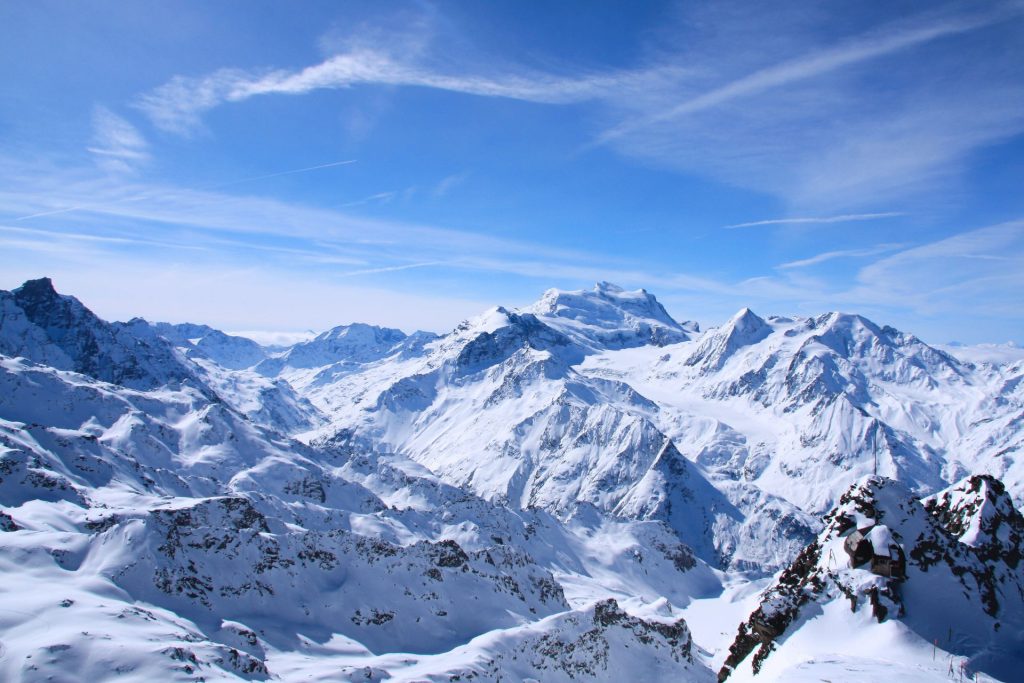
[1, 277, 1021, 682]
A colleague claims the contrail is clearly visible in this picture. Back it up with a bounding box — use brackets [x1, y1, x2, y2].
[724, 212, 905, 229]
[203, 159, 356, 190]
[15, 206, 97, 221]
[337, 261, 448, 277]
[14, 159, 357, 221]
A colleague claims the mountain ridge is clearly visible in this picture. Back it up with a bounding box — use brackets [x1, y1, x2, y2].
[1, 276, 1020, 682]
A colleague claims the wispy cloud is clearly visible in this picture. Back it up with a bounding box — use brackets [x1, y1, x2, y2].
[0, 158, 621, 284]
[597, 6, 1013, 143]
[0, 224, 210, 252]
[777, 243, 903, 269]
[337, 261, 448, 277]
[134, 48, 636, 136]
[88, 105, 150, 174]
[13, 158, 356, 222]
[433, 172, 468, 198]
[725, 212, 905, 229]
[0, 154, 765, 330]
[130, 2, 1024, 212]
[598, 3, 1024, 211]
[844, 220, 1024, 316]
[206, 159, 356, 189]
[337, 190, 401, 208]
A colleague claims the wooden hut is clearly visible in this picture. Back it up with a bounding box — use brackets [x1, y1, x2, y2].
[842, 524, 906, 579]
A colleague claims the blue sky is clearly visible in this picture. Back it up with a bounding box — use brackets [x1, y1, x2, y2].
[1, 1, 1023, 344]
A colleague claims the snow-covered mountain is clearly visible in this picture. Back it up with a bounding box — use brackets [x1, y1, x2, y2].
[0, 277, 196, 390]
[580, 306, 1023, 517]
[2, 277, 1021, 681]
[0, 278, 323, 435]
[144, 321, 269, 370]
[265, 282, 1021, 574]
[524, 281, 699, 350]
[280, 289, 818, 572]
[0, 348, 718, 681]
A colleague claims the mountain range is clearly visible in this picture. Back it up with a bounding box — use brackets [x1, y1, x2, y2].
[1, 276, 1021, 681]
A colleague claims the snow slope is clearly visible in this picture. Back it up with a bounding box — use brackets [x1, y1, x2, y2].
[0, 350, 717, 680]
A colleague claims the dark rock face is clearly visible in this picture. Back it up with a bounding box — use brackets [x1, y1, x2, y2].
[719, 541, 824, 681]
[591, 598, 693, 657]
[0, 510, 18, 531]
[454, 310, 580, 374]
[925, 474, 1024, 569]
[1, 278, 194, 390]
[718, 475, 1024, 682]
[0, 446, 86, 507]
[430, 539, 471, 568]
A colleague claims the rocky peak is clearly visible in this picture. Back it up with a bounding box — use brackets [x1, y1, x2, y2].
[1, 277, 193, 389]
[925, 474, 1024, 567]
[719, 474, 1024, 681]
[13, 276, 58, 301]
[13, 276, 94, 340]
[452, 309, 579, 373]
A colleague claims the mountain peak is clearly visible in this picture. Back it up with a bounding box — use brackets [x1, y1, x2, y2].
[720, 473, 1024, 681]
[728, 307, 768, 334]
[685, 307, 771, 371]
[12, 277, 68, 319]
[812, 311, 889, 340]
[925, 474, 1024, 565]
[14, 276, 58, 298]
[1, 277, 196, 390]
[10, 276, 96, 337]
[317, 322, 407, 344]
[525, 283, 692, 350]
[257, 322, 409, 372]
[594, 280, 626, 294]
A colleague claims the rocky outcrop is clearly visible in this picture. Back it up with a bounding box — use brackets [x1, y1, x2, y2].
[719, 475, 1024, 681]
